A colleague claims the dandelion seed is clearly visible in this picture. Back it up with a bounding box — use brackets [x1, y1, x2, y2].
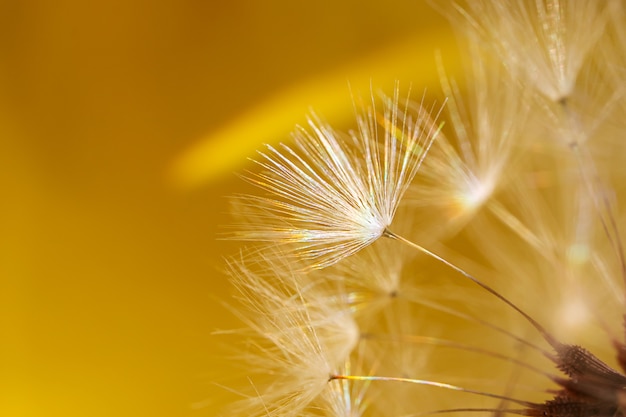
[407, 43, 527, 233]
[324, 236, 413, 315]
[226, 256, 359, 416]
[453, 0, 609, 103]
[230, 88, 442, 269]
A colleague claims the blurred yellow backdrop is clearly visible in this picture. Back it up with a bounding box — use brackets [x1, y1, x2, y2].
[0, 1, 455, 416]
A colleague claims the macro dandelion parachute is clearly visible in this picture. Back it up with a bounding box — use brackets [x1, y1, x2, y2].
[218, 1, 626, 416]
[229, 89, 443, 269]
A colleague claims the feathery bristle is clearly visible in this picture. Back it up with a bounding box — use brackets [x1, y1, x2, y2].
[219, 1, 626, 416]
[228, 88, 441, 269]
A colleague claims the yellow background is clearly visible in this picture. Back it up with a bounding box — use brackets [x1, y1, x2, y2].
[0, 1, 454, 415]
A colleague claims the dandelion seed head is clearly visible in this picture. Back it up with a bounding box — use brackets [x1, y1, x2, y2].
[221, 1, 626, 416]
[230, 87, 441, 270]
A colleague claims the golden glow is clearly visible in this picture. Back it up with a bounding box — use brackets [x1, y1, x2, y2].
[1, 1, 458, 416]
[170, 32, 460, 188]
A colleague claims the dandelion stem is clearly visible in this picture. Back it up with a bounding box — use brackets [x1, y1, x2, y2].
[360, 332, 552, 378]
[383, 229, 560, 350]
[401, 295, 548, 355]
[399, 407, 528, 417]
[329, 374, 533, 407]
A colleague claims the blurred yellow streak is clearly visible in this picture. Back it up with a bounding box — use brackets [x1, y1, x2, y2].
[0, 1, 460, 415]
[170, 31, 460, 188]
